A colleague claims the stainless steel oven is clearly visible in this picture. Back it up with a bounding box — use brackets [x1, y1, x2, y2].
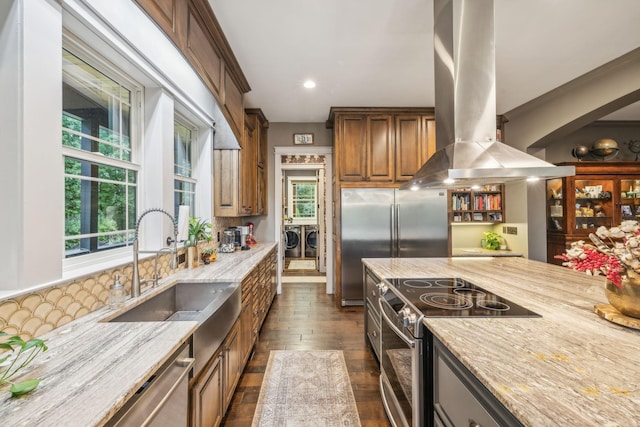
[378, 281, 430, 427]
[376, 277, 539, 427]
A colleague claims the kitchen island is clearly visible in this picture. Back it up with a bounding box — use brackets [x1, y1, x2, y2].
[363, 257, 640, 427]
[0, 242, 277, 427]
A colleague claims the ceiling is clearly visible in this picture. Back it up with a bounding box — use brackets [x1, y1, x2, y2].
[209, 0, 640, 124]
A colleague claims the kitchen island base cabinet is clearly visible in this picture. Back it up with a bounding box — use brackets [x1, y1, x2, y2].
[363, 267, 382, 365]
[433, 338, 523, 427]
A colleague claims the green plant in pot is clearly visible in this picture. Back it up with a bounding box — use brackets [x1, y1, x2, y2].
[201, 247, 217, 265]
[483, 231, 502, 250]
[0, 331, 48, 397]
[186, 217, 212, 268]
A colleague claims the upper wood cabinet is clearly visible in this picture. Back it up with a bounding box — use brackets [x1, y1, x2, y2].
[328, 107, 436, 184]
[246, 109, 269, 215]
[395, 115, 436, 181]
[214, 109, 269, 217]
[134, 0, 251, 142]
[239, 114, 256, 215]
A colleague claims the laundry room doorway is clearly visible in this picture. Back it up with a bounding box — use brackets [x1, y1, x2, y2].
[274, 147, 333, 295]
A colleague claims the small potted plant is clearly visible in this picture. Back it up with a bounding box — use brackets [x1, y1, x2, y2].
[0, 331, 48, 397]
[201, 247, 217, 265]
[186, 217, 212, 268]
[482, 231, 502, 250]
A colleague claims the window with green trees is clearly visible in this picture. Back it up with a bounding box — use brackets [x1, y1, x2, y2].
[174, 119, 196, 218]
[288, 179, 317, 220]
[62, 49, 138, 257]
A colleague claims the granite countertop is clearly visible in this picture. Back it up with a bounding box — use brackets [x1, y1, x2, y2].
[362, 257, 640, 427]
[451, 247, 523, 257]
[0, 242, 277, 427]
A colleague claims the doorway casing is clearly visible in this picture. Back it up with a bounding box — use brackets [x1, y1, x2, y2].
[274, 146, 333, 295]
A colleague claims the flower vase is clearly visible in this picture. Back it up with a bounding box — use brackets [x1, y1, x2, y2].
[193, 243, 200, 268]
[187, 245, 200, 269]
[187, 247, 194, 269]
[605, 271, 640, 318]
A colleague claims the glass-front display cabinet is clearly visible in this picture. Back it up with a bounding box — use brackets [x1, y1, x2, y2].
[547, 162, 640, 266]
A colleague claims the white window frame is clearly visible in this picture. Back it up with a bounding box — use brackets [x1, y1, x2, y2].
[287, 176, 318, 224]
[62, 39, 143, 273]
[174, 113, 198, 219]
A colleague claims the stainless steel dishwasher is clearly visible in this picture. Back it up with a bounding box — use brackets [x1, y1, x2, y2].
[106, 342, 194, 427]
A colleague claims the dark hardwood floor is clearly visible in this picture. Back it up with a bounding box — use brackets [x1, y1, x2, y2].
[221, 280, 391, 427]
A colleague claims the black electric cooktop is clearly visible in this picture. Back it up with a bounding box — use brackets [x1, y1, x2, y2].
[387, 277, 540, 318]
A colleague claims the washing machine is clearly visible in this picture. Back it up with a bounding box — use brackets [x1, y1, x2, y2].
[305, 225, 318, 259]
[284, 225, 301, 258]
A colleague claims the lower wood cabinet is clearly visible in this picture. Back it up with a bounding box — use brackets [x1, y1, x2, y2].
[223, 320, 242, 411]
[190, 352, 223, 427]
[190, 247, 277, 427]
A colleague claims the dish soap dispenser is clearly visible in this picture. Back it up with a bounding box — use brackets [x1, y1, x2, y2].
[109, 274, 126, 309]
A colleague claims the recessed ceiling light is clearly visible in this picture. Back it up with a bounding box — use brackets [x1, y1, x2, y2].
[303, 80, 316, 89]
[443, 178, 455, 185]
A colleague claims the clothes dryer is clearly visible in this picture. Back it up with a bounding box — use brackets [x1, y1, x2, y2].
[284, 225, 301, 258]
[305, 225, 318, 258]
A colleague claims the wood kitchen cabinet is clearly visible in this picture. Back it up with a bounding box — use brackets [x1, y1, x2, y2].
[395, 115, 436, 181]
[190, 351, 223, 427]
[190, 247, 277, 427]
[214, 109, 269, 217]
[246, 109, 269, 215]
[134, 0, 251, 143]
[328, 107, 436, 183]
[546, 162, 640, 265]
[363, 267, 382, 365]
[240, 114, 256, 215]
[328, 107, 435, 307]
[222, 320, 241, 411]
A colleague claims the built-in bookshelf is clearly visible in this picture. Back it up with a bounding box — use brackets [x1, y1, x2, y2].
[448, 185, 504, 224]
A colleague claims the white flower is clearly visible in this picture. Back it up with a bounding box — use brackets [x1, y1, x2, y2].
[627, 237, 640, 248]
[620, 220, 640, 233]
[608, 227, 625, 238]
[595, 226, 610, 239]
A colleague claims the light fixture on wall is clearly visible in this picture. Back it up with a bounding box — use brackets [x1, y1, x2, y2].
[303, 80, 316, 89]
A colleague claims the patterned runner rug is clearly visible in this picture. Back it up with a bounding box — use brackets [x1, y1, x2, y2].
[251, 350, 361, 427]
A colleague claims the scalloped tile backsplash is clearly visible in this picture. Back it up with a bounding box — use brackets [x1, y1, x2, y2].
[0, 216, 240, 340]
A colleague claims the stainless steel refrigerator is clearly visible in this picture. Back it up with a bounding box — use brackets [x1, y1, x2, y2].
[340, 188, 448, 306]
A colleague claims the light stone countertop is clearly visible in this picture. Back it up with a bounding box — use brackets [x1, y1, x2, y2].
[0, 242, 277, 427]
[451, 247, 523, 257]
[362, 257, 640, 427]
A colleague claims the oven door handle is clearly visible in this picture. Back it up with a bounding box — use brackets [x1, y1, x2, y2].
[379, 299, 415, 348]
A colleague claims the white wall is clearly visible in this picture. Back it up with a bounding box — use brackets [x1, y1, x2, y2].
[0, 0, 64, 291]
[1, 0, 221, 292]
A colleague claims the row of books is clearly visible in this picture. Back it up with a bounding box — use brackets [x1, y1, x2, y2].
[451, 194, 502, 211]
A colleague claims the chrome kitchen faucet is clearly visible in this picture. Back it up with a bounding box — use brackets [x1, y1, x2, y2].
[132, 208, 179, 298]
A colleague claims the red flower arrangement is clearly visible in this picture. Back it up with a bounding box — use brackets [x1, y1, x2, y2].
[555, 220, 640, 289]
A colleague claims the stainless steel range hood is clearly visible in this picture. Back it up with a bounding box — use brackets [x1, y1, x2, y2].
[403, 0, 574, 190]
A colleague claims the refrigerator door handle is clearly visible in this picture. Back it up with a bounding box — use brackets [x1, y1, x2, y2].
[390, 204, 395, 256]
[395, 204, 400, 257]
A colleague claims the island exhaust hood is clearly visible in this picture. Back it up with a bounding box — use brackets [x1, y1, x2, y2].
[403, 0, 574, 190]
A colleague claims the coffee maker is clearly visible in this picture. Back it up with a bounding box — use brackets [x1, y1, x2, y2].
[240, 226, 250, 250]
[228, 226, 250, 250]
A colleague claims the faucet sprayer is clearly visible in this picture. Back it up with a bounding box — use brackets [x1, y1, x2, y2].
[132, 208, 179, 298]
